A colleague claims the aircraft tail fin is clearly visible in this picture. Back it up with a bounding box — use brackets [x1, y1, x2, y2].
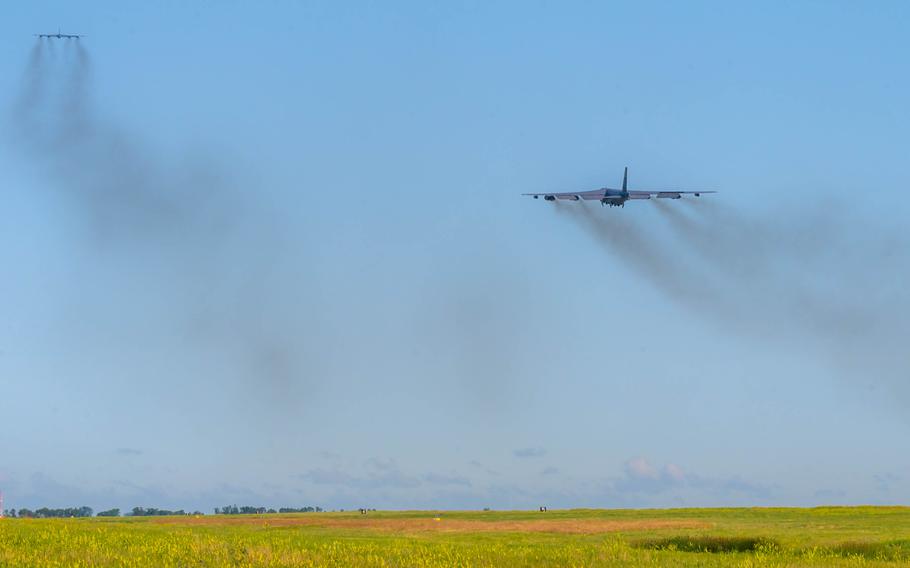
[622, 167, 628, 192]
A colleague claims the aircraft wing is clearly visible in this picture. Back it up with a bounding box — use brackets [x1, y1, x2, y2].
[627, 190, 717, 198]
[523, 168, 717, 203]
[35, 33, 83, 39]
[521, 190, 606, 201]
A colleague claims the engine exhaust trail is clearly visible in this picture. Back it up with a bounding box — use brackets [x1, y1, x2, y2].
[12, 40, 47, 135]
[649, 197, 910, 407]
[62, 41, 92, 141]
[655, 199, 883, 335]
[6, 39, 324, 418]
[566, 202, 728, 318]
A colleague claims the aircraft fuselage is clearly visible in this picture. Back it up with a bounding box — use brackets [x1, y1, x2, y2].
[600, 189, 629, 207]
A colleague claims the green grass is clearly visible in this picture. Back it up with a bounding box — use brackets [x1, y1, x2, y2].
[1, 507, 909, 566]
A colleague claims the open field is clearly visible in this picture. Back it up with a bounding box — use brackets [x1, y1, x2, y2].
[2, 507, 910, 567]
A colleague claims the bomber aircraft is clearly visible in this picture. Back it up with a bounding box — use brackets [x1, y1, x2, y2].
[35, 29, 83, 39]
[523, 167, 716, 207]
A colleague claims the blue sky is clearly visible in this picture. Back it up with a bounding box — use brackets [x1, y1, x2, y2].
[1, 1, 909, 512]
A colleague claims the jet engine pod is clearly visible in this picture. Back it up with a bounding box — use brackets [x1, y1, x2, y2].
[558, 195, 580, 201]
[544, 195, 556, 201]
[657, 192, 682, 199]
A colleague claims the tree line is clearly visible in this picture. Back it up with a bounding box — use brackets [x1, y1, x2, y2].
[215, 505, 323, 514]
[128, 507, 205, 517]
[4, 507, 94, 518]
[2, 505, 322, 518]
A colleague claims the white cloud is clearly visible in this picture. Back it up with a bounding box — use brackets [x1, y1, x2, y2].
[614, 457, 770, 500]
[625, 457, 659, 480]
[513, 447, 547, 458]
[663, 463, 686, 482]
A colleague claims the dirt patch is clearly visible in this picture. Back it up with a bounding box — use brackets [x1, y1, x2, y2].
[153, 515, 709, 534]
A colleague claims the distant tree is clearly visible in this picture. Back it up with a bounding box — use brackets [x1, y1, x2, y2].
[18, 508, 34, 518]
[29, 507, 93, 518]
[97, 509, 120, 517]
[213, 505, 321, 515]
[129, 507, 185, 517]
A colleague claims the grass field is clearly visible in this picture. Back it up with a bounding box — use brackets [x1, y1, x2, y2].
[2, 507, 909, 567]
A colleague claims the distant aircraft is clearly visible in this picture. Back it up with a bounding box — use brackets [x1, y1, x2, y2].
[35, 29, 83, 39]
[523, 167, 716, 207]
